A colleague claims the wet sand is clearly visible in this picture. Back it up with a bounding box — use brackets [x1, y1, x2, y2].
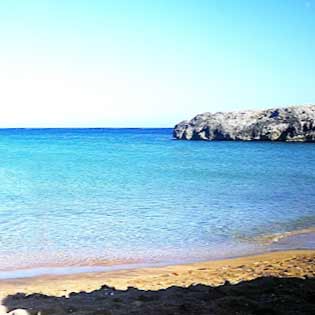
[0, 250, 314, 314]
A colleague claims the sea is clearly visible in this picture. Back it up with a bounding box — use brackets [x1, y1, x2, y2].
[0, 128, 314, 279]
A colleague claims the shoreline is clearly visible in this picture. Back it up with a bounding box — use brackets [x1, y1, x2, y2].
[0, 227, 314, 282]
[0, 249, 314, 299]
[0, 249, 314, 314]
[240, 227, 315, 244]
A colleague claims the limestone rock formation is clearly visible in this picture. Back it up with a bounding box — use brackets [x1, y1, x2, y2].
[173, 105, 315, 142]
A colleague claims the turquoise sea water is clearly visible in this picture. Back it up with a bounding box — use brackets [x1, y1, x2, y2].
[0, 128, 314, 277]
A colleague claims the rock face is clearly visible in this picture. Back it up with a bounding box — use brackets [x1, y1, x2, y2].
[173, 105, 315, 142]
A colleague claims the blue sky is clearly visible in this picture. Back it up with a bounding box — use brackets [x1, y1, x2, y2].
[0, 0, 314, 127]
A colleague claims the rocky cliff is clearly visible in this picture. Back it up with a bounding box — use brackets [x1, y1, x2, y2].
[173, 105, 315, 142]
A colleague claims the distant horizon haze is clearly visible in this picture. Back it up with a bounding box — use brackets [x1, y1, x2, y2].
[0, 103, 314, 129]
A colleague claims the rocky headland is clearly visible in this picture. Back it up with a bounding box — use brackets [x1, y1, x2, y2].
[173, 105, 315, 141]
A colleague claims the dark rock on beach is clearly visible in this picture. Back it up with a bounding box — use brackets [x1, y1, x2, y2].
[173, 105, 315, 141]
[1, 251, 314, 314]
[2, 277, 315, 315]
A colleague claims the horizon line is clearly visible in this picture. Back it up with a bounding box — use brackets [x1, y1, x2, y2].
[0, 126, 174, 130]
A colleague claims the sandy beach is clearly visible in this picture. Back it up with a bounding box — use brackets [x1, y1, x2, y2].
[0, 249, 314, 314]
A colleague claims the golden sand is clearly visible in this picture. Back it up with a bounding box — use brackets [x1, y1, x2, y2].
[0, 249, 314, 300]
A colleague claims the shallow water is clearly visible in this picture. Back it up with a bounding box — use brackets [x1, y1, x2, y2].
[0, 128, 314, 277]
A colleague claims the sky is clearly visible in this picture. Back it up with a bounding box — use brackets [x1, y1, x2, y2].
[0, 0, 314, 127]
